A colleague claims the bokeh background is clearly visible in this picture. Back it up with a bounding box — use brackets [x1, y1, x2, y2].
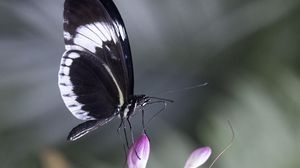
[1, 0, 300, 167]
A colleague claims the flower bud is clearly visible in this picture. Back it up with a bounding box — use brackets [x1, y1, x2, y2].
[184, 146, 212, 168]
[127, 134, 150, 168]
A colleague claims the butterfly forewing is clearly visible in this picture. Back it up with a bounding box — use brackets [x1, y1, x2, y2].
[59, 0, 133, 121]
[100, 0, 134, 93]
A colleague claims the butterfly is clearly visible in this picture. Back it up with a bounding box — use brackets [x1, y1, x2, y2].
[58, 0, 172, 141]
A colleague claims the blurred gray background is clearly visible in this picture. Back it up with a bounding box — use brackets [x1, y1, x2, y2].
[1, 0, 300, 167]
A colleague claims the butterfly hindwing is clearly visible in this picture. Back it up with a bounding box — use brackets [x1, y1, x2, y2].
[58, 50, 118, 120]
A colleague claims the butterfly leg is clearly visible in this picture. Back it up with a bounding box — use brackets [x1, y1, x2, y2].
[127, 117, 142, 160]
[145, 101, 168, 129]
[141, 107, 147, 135]
[122, 119, 130, 149]
[126, 117, 134, 144]
[117, 119, 128, 156]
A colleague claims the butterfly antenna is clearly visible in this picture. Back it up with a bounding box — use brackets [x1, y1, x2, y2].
[208, 120, 235, 168]
[147, 96, 174, 103]
[153, 82, 208, 96]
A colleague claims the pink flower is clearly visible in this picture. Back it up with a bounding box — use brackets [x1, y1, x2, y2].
[184, 146, 212, 168]
[127, 134, 211, 168]
[127, 134, 150, 168]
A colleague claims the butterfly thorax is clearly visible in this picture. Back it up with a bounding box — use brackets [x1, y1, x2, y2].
[118, 95, 149, 119]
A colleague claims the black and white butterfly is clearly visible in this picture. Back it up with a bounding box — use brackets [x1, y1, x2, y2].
[58, 0, 171, 141]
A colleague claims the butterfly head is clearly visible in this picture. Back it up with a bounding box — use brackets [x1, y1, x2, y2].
[120, 95, 147, 118]
[135, 95, 151, 107]
[123, 95, 173, 118]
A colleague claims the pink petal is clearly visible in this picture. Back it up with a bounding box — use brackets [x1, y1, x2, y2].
[127, 134, 150, 168]
[184, 146, 212, 168]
